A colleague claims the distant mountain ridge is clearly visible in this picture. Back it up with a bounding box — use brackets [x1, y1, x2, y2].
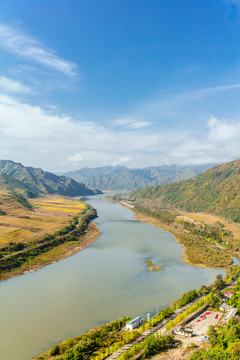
[0, 160, 101, 197]
[131, 159, 240, 222]
[63, 164, 214, 190]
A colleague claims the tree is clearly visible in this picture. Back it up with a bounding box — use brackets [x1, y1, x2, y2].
[49, 344, 60, 356]
[214, 274, 224, 290]
[207, 326, 218, 346]
[64, 349, 74, 360]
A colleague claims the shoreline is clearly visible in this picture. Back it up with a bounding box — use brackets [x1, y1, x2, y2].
[119, 202, 196, 267]
[0, 222, 100, 281]
[120, 202, 230, 269]
[133, 210, 203, 268]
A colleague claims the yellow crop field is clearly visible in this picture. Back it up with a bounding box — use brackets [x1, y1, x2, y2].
[41, 203, 86, 209]
[41, 206, 83, 213]
[0, 228, 35, 245]
[0, 195, 88, 248]
[40, 198, 86, 213]
[40, 198, 86, 206]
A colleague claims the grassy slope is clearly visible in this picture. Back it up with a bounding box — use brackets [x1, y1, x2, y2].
[131, 159, 240, 222]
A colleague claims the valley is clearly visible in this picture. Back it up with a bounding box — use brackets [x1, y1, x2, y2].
[0, 159, 240, 360]
[0, 195, 225, 360]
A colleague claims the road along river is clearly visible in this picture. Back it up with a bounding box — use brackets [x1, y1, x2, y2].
[0, 195, 224, 360]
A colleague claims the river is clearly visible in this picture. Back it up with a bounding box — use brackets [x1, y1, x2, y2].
[0, 195, 224, 360]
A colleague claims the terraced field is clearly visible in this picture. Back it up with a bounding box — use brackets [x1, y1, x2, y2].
[0, 193, 87, 248]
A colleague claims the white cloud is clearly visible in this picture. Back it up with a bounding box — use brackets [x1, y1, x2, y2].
[68, 154, 84, 163]
[111, 157, 132, 166]
[0, 76, 30, 93]
[0, 94, 240, 172]
[0, 23, 77, 76]
[113, 117, 152, 129]
[207, 116, 240, 142]
[134, 83, 240, 122]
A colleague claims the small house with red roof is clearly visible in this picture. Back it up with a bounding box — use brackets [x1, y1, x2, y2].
[224, 290, 234, 299]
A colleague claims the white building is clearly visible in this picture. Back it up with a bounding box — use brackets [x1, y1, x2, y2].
[219, 303, 233, 312]
[126, 317, 144, 330]
[224, 308, 238, 321]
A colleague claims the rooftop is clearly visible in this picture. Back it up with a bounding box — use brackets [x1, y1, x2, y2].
[126, 317, 143, 325]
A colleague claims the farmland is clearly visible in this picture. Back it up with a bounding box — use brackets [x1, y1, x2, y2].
[0, 194, 87, 248]
[0, 192, 99, 279]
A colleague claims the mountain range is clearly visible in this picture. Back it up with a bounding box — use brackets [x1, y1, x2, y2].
[0, 160, 101, 197]
[63, 164, 214, 191]
[131, 159, 240, 222]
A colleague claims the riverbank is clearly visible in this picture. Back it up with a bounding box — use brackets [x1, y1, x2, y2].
[0, 221, 100, 281]
[133, 210, 192, 266]
[0, 195, 101, 281]
[1, 194, 227, 360]
[32, 266, 239, 360]
[118, 201, 234, 269]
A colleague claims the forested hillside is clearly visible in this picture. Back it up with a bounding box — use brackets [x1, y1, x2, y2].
[131, 159, 240, 222]
[63, 164, 213, 190]
[0, 160, 101, 197]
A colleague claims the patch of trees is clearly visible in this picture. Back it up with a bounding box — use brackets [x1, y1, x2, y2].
[44, 317, 130, 360]
[189, 319, 240, 359]
[175, 218, 233, 246]
[135, 206, 176, 224]
[171, 290, 198, 310]
[134, 205, 232, 268]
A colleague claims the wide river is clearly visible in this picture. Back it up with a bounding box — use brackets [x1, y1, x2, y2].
[0, 195, 224, 360]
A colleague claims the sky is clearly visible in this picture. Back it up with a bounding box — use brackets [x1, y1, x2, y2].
[1, 0, 240, 172]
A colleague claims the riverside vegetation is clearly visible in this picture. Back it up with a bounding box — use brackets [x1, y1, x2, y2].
[33, 269, 240, 360]
[110, 160, 240, 271]
[0, 193, 98, 280]
[110, 198, 236, 269]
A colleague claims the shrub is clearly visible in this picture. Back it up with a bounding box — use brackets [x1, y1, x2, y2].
[49, 344, 60, 356]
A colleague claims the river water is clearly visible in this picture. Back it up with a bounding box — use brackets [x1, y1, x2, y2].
[0, 196, 224, 360]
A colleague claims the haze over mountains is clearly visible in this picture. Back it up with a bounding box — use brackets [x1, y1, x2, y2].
[63, 164, 214, 191]
[131, 159, 240, 222]
[0, 160, 101, 197]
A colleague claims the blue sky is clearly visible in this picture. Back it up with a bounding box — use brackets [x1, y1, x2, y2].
[0, 0, 240, 171]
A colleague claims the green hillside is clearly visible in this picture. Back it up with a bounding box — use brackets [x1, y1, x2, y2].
[0, 160, 101, 197]
[63, 164, 213, 190]
[0, 173, 39, 197]
[131, 159, 240, 222]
